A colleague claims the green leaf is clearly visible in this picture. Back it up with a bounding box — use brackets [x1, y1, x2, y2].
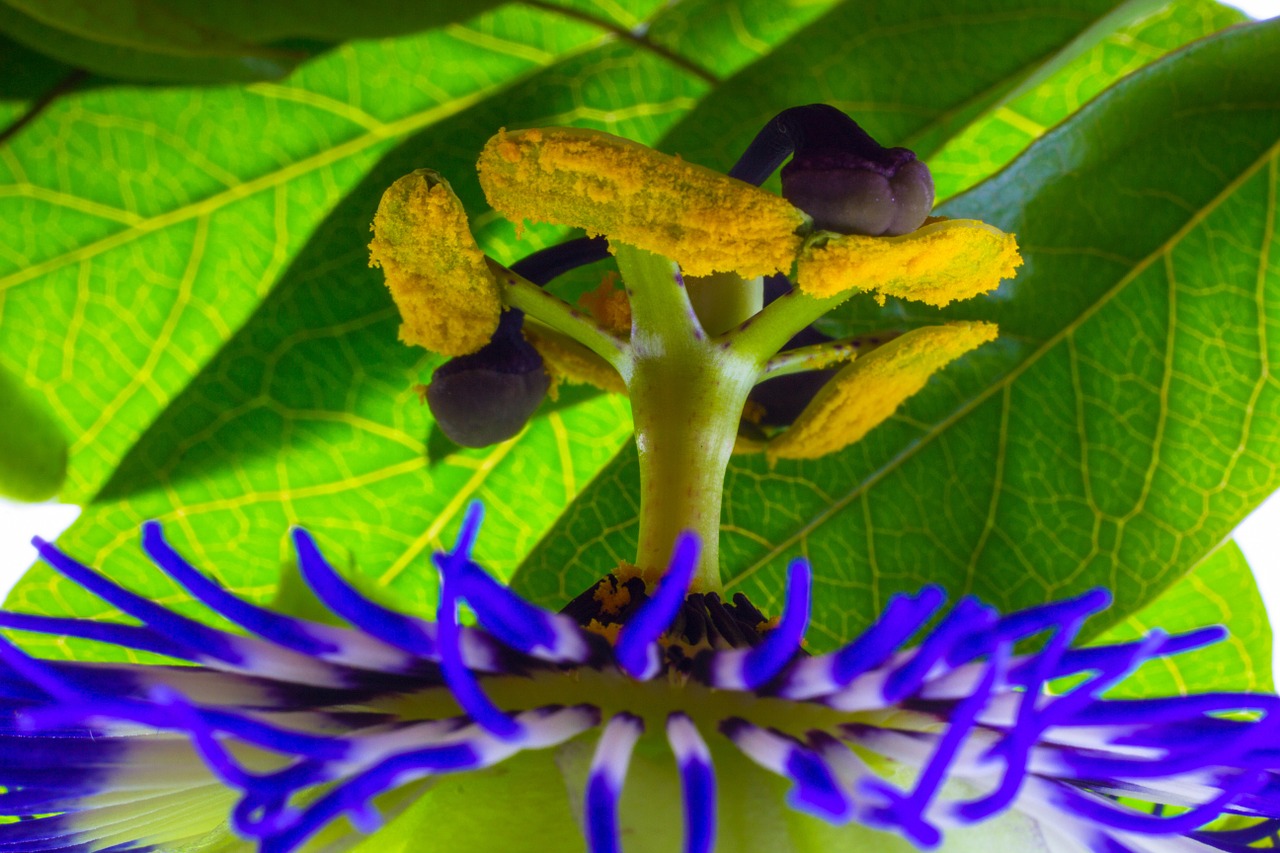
[0, 32, 75, 136]
[0, 4, 667, 658]
[0, 0, 512, 83]
[0, 357, 67, 501]
[652, 0, 1199, 181]
[0, 0, 1192, 659]
[926, 0, 1246, 200]
[1090, 540, 1274, 698]
[513, 19, 1280, 650]
[0, 1, 298, 83]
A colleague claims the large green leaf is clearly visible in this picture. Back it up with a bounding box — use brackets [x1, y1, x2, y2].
[1090, 540, 1274, 698]
[649, 0, 1236, 185]
[2, 0, 1205, 660]
[513, 20, 1280, 651]
[0, 32, 75, 136]
[0, 0, 511, 83]
[926, 0, 1246, 199]
[0, 358, 66, 501]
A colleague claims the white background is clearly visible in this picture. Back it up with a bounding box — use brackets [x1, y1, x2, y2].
[0, 0, 1277, 661]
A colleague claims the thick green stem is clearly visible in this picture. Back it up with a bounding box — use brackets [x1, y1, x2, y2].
[615, 244, 757, 592]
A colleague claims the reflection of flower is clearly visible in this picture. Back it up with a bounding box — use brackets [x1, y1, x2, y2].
[3, 508, 1278, 852]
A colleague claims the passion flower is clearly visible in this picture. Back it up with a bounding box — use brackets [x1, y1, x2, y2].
[16, 105, 1259, 853]
[1, 507, 1276, 852]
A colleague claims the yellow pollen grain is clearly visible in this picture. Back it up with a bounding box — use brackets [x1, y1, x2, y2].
[477, 127, 807, 278]
[524, 325, 627, 398]
[767, 322, 999, 461]
[593, 577, 633, 617]
[584, 619, 623, 645]
[369, 169, 501, 356]
[796, 219, 1022, 307]
[757, 615, 781, 633]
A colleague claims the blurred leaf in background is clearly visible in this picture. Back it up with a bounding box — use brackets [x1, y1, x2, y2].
[0, 0, 1275, 702]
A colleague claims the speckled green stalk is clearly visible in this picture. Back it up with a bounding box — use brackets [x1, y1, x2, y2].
[506, 243, 847, 593]
[616, 244, 763, 592]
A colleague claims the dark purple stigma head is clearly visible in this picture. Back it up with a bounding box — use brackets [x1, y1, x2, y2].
[427, 309, 549, 448]
[775, 105, 935, 236]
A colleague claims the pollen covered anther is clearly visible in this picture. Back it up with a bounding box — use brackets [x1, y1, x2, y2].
[766, 321, 999, 461]
[796, 218, 1022, 306]
[369, 169, 502, 356]
[477, 127, 807, 278]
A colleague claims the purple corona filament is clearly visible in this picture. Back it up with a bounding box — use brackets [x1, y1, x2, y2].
[30, 536, 246, 666]
[586, 713, 645, 853]
[615, 531, 699, 680]
[739, 557, 810, 689]
[433, 503, 523, 739]
[667, 713, 717, 853]
[291, 526, 437, 658]
[721, 718, 853, 822]
[882, 597, 997, 703]
[142, 521, 339, 657]
[3, 515, 1280, 853]
[781, 585, 946, 702]
[863, 641, 1010, 847]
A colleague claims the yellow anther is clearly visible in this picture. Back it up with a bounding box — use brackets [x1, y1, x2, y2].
[795, 219, 1022, 306]
[369, 170, 501, 356]
[478, 127, 807, 278]
[766, 322, 998, 461]
[523, 326, 627, 398]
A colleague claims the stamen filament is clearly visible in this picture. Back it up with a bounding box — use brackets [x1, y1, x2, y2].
[759, 335, 864, 379]
[726, 284, 845, 366]
[486, 257, 632, 379]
